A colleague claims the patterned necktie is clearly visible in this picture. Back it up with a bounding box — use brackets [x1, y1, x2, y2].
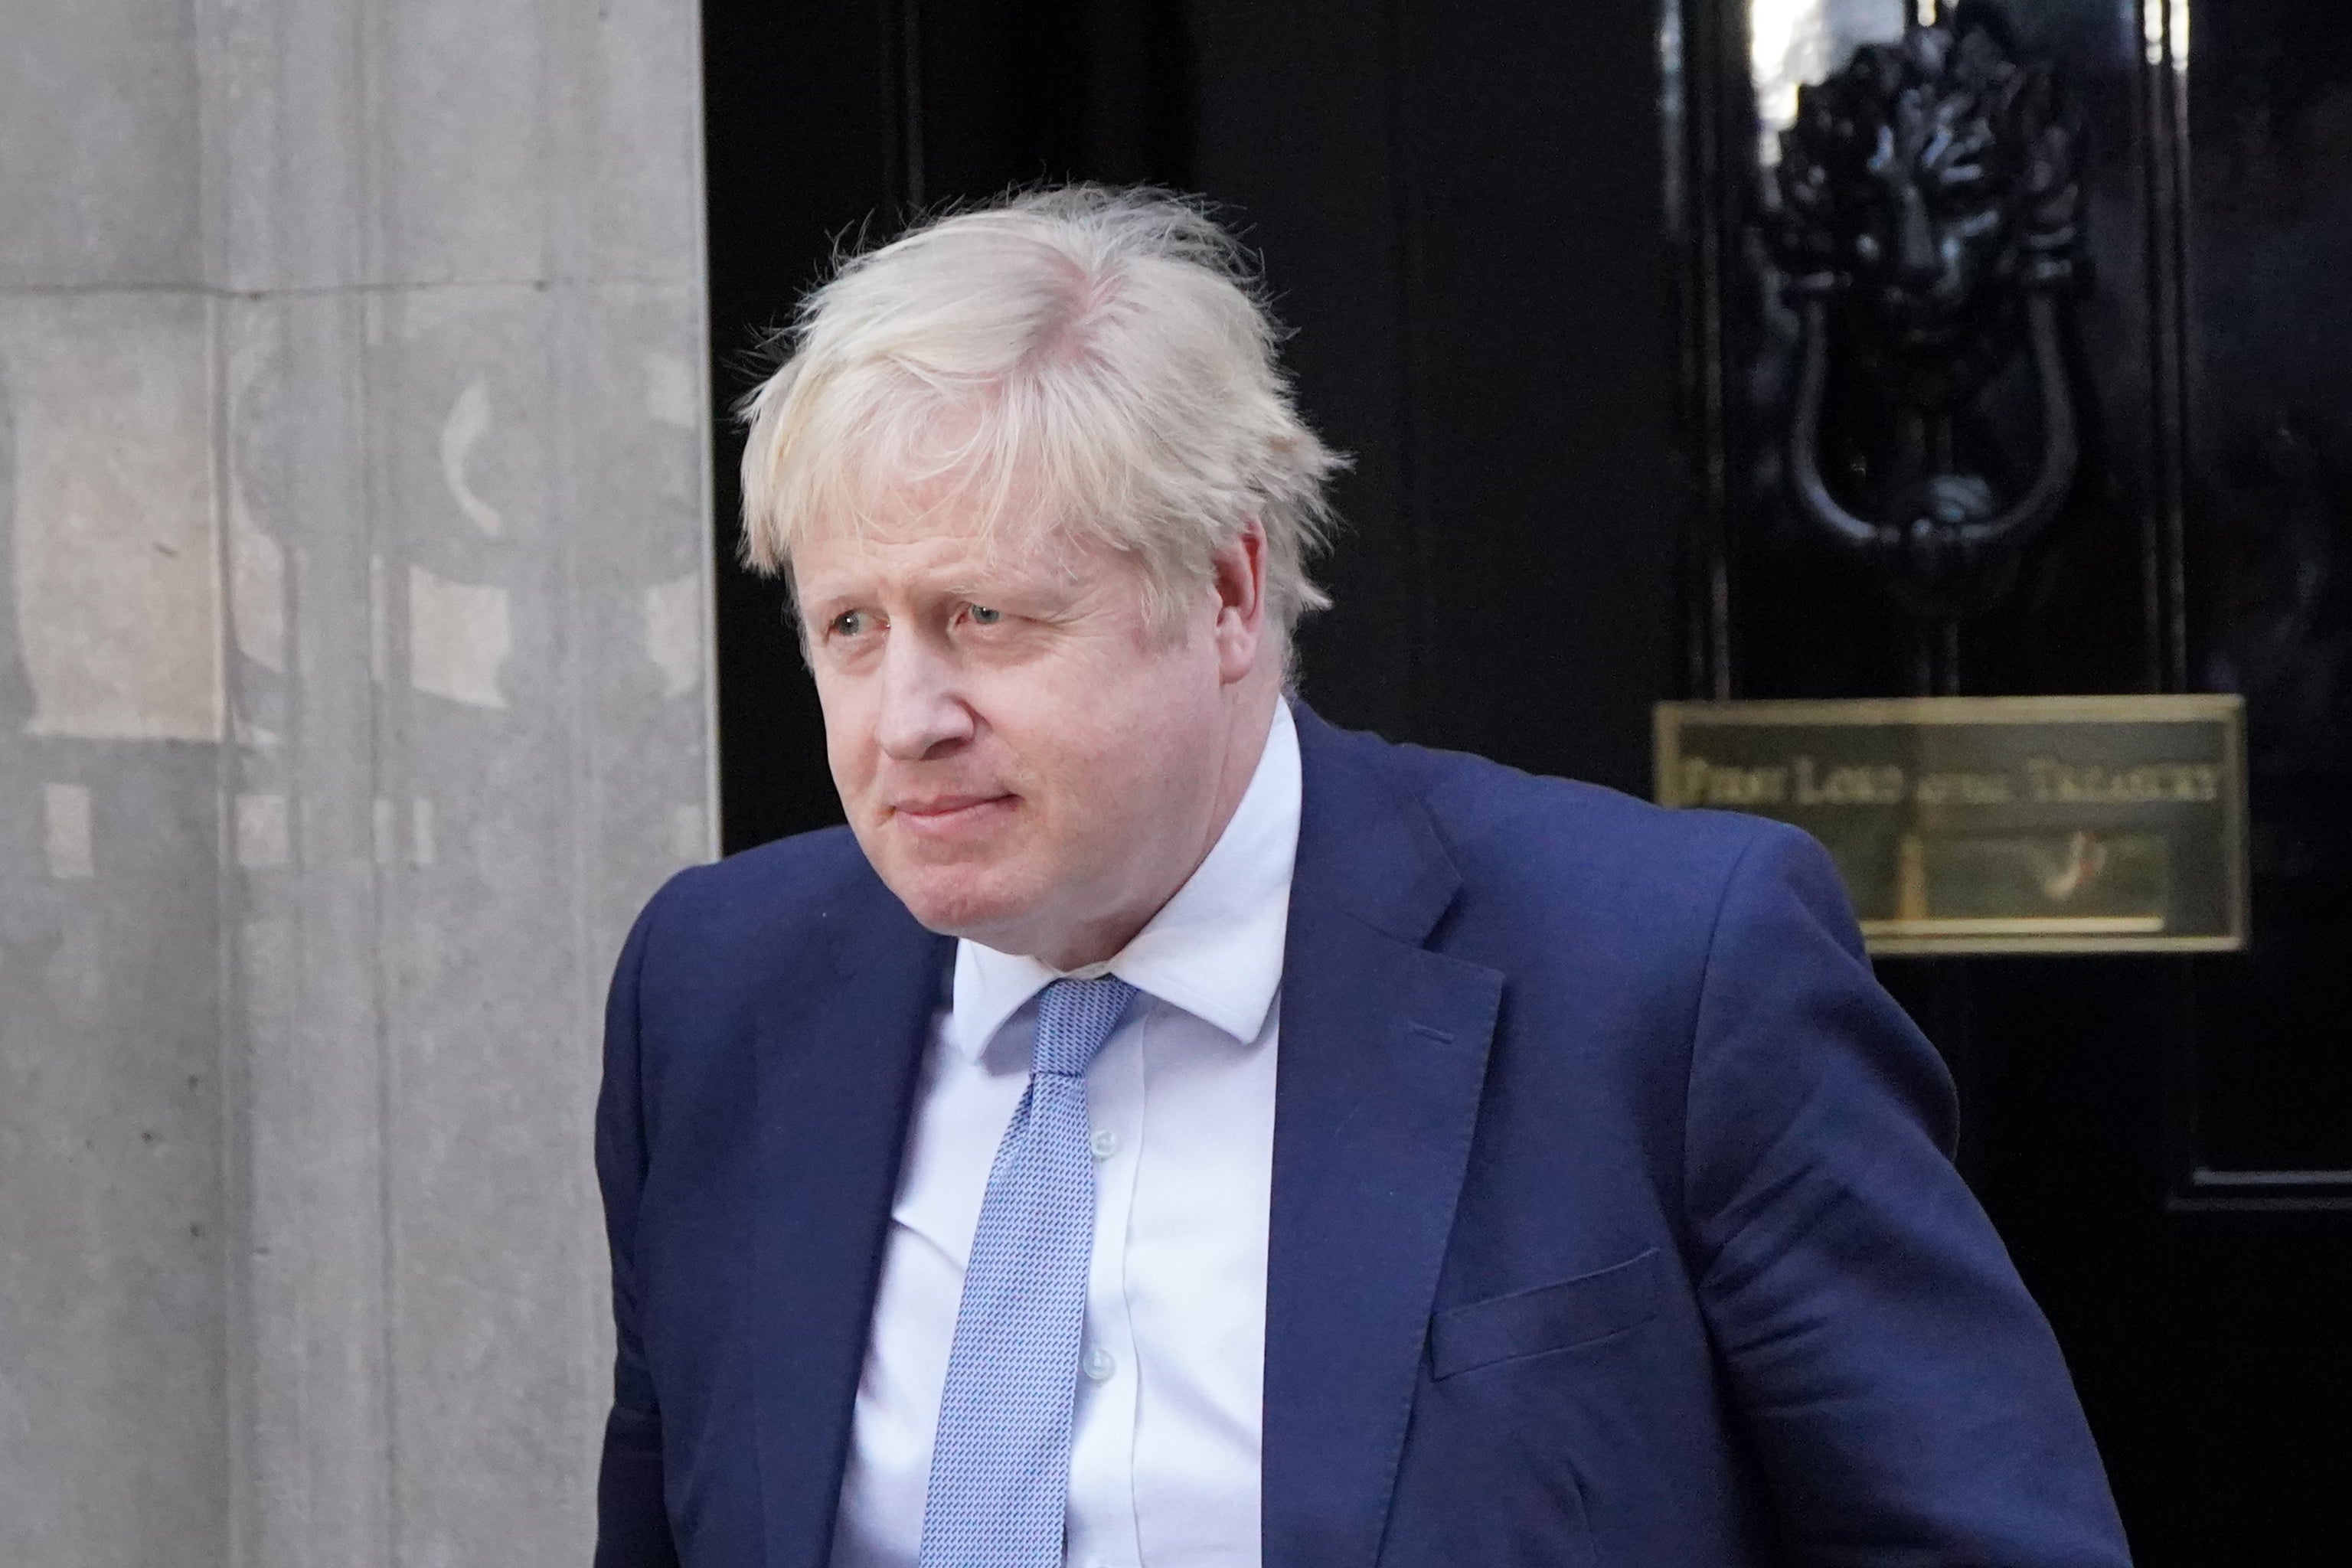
[918, 975, 1140, 1568]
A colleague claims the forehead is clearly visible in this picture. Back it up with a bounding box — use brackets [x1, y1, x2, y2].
[790, 507, 1112, 601]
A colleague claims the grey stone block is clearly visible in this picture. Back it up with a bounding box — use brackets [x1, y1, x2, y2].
[0, 285, 230, 1563]
[0, 0, 203, 286]
[207, 0, 708, 294]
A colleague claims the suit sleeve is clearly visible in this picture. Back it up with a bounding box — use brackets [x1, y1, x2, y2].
[1682, 823, 2132, 1568]
[594, 888, 682, 1568]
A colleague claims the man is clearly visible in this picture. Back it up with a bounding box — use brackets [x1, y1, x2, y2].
[596, 185, 2129, 1567]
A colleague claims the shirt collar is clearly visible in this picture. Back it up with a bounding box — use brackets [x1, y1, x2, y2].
[948, 698, 1302, 1060]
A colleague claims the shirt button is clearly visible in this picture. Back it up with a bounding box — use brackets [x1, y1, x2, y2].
[1083, 1346, 1116, 1382]
[1089, 1128, 1119, 1161]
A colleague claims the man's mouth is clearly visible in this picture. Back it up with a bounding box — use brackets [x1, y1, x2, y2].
[890, 793, 1018, 836]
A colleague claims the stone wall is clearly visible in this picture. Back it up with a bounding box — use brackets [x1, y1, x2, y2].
[0, 2, 715, 1560]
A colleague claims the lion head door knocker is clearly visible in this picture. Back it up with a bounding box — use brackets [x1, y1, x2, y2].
[1769, 16, 2085, 656]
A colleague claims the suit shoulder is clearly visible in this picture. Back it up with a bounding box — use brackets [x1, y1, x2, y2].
[630, 823, 877, 958]
[1371, 733, 1812, 929]
[1395, 734, 1782, 861]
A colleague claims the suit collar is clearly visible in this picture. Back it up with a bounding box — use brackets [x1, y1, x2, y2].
[1285, 702, 1463, 946]
[1264, 704, 1504, 1568]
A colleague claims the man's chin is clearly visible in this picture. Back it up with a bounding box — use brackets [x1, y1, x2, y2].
[876, 864, 1039, 946]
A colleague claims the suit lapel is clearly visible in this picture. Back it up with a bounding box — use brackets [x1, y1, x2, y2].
[750, 868, 952, 1568]
[1265, 708, 1504, 1568]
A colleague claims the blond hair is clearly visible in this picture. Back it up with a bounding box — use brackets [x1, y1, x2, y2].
[737, 185, 1345, 636]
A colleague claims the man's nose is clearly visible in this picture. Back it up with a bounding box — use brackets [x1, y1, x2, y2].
[874, 634, 975, 761]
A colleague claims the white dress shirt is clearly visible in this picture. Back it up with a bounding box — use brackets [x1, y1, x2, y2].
[828, 700, 1300, 1568]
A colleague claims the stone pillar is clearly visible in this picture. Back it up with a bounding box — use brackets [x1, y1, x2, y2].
[0, 2, 714, 1563]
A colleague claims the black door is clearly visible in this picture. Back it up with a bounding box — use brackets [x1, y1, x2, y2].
[704, 1, 2351, 1557]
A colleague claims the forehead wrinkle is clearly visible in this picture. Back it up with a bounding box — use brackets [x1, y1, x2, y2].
[799, 511, 1073, 601]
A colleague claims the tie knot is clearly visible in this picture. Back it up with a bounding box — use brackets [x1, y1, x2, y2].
[1031, 975, 1138, 1078]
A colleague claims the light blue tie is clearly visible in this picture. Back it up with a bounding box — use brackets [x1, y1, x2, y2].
[918, 975, 1139, 1568]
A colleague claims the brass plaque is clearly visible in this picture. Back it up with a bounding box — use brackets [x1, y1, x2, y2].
[1653, 696, 2249, 955]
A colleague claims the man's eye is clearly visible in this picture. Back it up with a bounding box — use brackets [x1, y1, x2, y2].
[966, 605, 1003, 626]
[829, 610, 867, 638]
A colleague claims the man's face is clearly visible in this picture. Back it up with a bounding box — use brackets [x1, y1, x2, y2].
[796, 506, 1260, 965]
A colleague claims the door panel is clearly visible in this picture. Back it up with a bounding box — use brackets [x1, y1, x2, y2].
[2179, 0, 2352, 1194]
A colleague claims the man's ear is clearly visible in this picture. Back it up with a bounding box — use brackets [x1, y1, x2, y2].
[1210, 517, 1270, 684]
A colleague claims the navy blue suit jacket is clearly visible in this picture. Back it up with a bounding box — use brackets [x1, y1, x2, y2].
[596, 705, 2130, 1567]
